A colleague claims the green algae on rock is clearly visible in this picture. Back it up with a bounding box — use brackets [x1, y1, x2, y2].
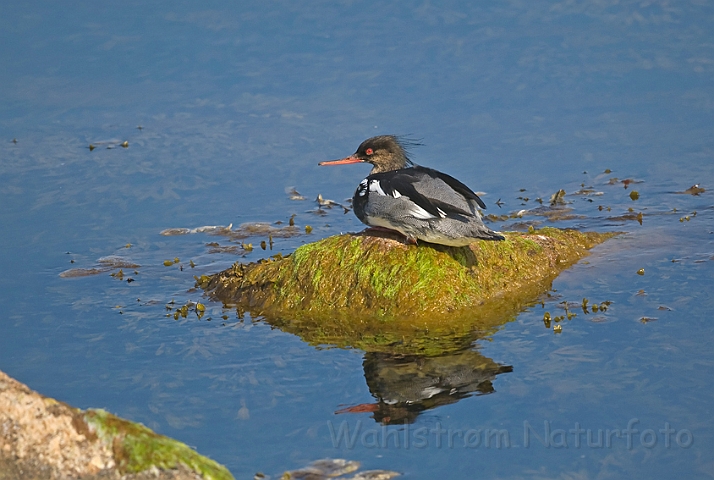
[202, 228, 617, 330]
[0, 369, 233, 480]
[84, 409, 233, 480]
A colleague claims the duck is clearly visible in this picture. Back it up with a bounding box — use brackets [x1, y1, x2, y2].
[319, 135, 504, 246]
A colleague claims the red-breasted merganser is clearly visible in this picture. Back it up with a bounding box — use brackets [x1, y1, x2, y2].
[319, 135, 505, 246]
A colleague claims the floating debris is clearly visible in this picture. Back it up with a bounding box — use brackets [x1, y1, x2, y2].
[228, 223, 300, 240]
[637, 268, 645, 276]
[97, 256, 140, 269]
[277, 458, 399, 480]
[676, 184, 705, 196]
[60, 256, 140, 278]
[485, 213, 510, 222]
[315, 194, 350, 213]
[86, 139, 132, 150]
[316, 193, 340, 207]
[544, 297, 611, 326]
[165, 300, 207, 320]
[59, 268, 106, 278]
[528, 206, 585, 222]
[572, 187, 604, 196]
[549, 189, 566, 206]
[160, 224, 233, 236]
[608, 178, 643, 189]
[206, 244, 246, 254]
[606, 211, 643, 224]
[286, 187, 306, 200]
[162, 222, 302, 242]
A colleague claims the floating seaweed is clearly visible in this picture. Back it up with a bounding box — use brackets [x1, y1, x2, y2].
[675, 184, 705, 195]
[285, 186, 306, 200]
[60, 256, 141, 278]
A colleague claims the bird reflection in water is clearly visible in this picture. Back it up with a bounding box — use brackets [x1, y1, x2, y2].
[336, 349, 512, 425]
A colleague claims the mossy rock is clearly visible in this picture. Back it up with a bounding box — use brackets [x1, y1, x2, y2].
[0, 367, 233, 480]
[203, 227, 615, 316]
[202, 228, 617, 355]
[83, 409, 233, 480]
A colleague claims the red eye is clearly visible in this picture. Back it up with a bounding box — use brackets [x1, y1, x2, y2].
[365, 148, 373, 155]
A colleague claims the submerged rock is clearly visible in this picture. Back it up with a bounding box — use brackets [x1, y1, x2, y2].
[0, 370, 233, 480]
[202, 228, 617, 354]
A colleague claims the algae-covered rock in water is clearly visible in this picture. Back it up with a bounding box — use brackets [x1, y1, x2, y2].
[202, 227, 615, 329]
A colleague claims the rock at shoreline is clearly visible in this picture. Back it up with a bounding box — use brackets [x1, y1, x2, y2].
[0, 370, 233, 480]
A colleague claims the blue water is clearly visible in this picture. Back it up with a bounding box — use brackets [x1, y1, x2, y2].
[1, 1, 713, 478]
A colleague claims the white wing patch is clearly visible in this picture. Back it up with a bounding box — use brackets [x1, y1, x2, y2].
[408, 204, 437, 220]
[365, 180, 445, 219]
[360, 180, 401, 198]
[368, 179, 386, 196]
